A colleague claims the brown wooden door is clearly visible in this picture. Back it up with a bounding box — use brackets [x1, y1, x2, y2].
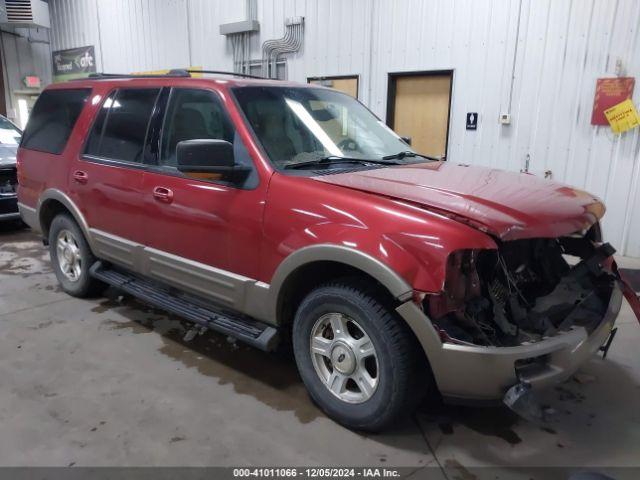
[388, 72, 452, 159]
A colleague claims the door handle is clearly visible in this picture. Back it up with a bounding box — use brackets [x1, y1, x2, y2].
[153, 186, 174, 203]
[72, 170, 88, 184]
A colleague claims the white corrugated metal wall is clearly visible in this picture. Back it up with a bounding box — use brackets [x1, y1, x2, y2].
[0, 25, 51, 124]
[46, 0, 640, 256]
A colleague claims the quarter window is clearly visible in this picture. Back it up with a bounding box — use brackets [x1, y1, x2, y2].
[85, 88, 160, 163]
[160, 89, 234, 167]
[21, 89, 91, 154]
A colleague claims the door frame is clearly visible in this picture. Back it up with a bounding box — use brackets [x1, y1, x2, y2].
[307, 75, 360, 99]
[386, 69, 454, 160]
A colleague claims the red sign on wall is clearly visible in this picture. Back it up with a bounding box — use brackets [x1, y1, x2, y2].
[591, 77, 635, 125]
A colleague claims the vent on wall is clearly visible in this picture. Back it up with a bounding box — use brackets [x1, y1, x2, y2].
[1, 0, 50, 28]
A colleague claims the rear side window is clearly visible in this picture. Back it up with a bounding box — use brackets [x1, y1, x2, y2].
[21, 89, 91, 154]
[85, 88, 160, 163]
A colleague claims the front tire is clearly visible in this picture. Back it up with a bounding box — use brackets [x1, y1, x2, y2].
[292, 281, 427, 431]
[49, 214, 105, 297]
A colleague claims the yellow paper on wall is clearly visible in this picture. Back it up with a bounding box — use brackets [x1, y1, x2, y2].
[604, 99, 640, 134]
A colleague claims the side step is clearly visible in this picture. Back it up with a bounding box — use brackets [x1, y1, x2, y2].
[90, 262, 279, 351]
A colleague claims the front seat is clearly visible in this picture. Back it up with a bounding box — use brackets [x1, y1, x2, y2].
[166, 107, 209, 165]
[256, 103, 297, 163]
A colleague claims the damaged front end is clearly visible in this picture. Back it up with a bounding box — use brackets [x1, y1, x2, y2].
[427, 226, 619, 348]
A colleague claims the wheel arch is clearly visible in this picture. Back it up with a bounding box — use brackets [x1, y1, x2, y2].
[38, 189, 94, 250]
[268, 245, 414, 328]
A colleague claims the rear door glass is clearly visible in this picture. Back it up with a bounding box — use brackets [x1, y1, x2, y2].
[85, 88, 160, 163]
[21, 89, 91, 154]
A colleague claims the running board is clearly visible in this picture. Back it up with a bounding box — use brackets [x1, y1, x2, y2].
[90, 262, 279, 351]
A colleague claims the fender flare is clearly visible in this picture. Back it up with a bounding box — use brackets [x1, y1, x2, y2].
[37, 189, 95, 250]
[267, 244, 414, 322]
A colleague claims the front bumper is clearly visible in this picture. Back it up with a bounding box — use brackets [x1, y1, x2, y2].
[396, 282, 623, 402]
[0, 194, 19, 221]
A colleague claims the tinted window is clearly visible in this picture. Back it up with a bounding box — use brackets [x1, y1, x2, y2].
[21, 89, 90, 154]
[160, 89, 234, 166]
[84, 91, 114, 156]
[85, 88, 159, 163]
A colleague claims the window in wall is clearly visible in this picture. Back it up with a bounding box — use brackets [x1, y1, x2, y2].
[308, 76, 359, 99]
[248, 60, 287, 80]
[21, 88, 91, 154]
[160, 88, 235, 167]
[85, 88, 160, 163]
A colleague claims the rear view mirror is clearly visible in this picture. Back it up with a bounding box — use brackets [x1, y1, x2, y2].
[176, 139, 250, 182]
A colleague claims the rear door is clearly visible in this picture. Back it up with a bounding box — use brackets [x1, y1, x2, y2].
[70, 87, 161, 271]
[140, 87, 265, 310]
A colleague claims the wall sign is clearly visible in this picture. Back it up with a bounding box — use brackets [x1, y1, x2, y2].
[466, 112, 478, 130]
[52, 46, 96, 82]
[23, 76, 41, 88]
[591, 77, 635, 125]
[604, 99, 640, 134]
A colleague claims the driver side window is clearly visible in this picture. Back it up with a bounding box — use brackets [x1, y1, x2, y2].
[160, 88, 235, 167]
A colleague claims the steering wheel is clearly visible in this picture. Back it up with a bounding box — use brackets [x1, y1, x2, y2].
[338, 138, 359, 152]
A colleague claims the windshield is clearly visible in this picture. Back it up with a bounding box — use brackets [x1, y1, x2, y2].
[0, 116, 22, 145]
[232, 86, 416, 169]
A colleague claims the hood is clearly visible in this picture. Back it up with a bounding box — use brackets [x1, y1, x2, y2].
[313, 162, 604, 240]
[0, 144, 17, 167]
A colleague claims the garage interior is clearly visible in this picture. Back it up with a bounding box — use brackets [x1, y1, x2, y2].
[1, 0, 640, 478]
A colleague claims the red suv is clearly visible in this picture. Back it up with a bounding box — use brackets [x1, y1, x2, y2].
[16, 71, 639, 431]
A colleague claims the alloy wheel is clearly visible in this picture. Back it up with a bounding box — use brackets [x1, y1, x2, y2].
[309, 312, 379, 404]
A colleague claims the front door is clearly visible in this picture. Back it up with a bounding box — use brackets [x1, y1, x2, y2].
[141, 88, 265, 310]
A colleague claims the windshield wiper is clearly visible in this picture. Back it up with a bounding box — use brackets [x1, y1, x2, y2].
[382, 150, 440, 161]
[284, 155, 400, 170]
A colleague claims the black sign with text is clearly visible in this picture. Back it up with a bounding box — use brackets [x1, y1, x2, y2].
[52, 46, 96, 82]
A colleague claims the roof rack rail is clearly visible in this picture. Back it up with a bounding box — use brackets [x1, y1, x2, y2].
[188, 69, 271, 80]
[83, 70, 191, 80]
[73, 69, 273, 81]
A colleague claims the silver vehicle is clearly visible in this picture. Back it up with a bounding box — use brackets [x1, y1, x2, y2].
[0, 115, 22, 222]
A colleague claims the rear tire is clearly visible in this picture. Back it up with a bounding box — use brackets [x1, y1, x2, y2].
[292, 281, 427, 431]
[49, 214, 105, 297]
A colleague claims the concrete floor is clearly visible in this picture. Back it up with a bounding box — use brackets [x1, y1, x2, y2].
[1, 224, 639, 477]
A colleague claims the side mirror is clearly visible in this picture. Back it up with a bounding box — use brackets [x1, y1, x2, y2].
[400, 136, 412, 146]
[176, 139, 249, 182]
